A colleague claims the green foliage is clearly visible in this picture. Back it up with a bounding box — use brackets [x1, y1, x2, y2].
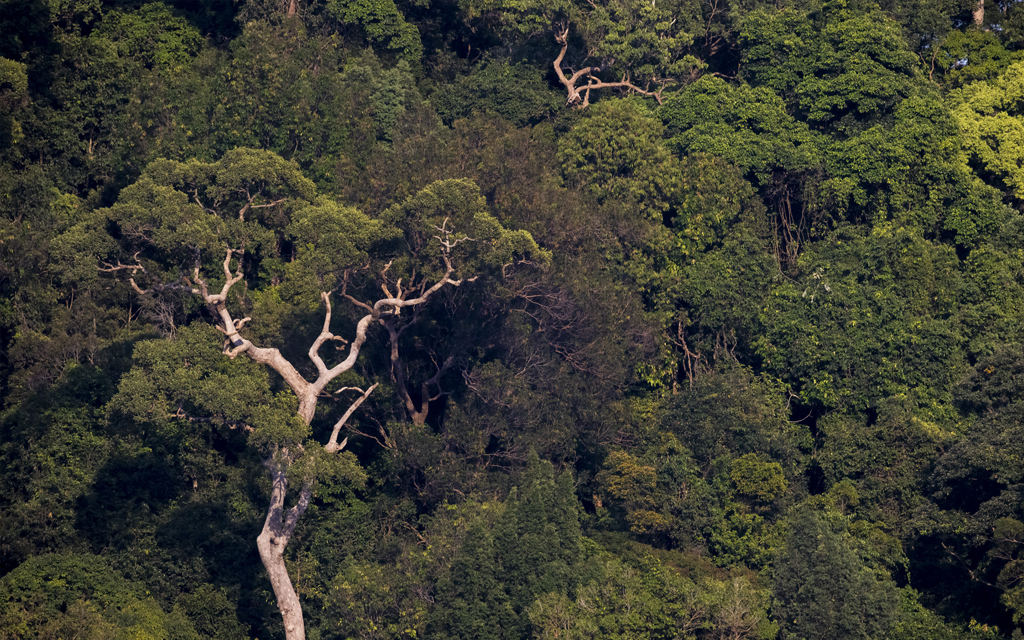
[10, 0, 1024, 636]
[475, 0, 703, 103]
[494, 453, 583, 631]
[959, 218, 1024, 357]
[935, 29, 1023, 89]
[731, 453, 787, 505]
[420, 457, 586, 639]
[93, 3, 203, 70]
[238, 0, 423, 61]
[741, 3, 926, 134]
[140, 31, 429, 187]
[950, 60, 1024, 201]
[757, 225, 968, 413]
[429, 521, 518, 640]
[772, 506, 898, 640]
[382, 177, 549, 280]
[816, 396, 949, 529]
[0, 57, 26, 100]
[882, 587, 997, 640]
[432, 60, 561, 127]
[285, 196, 390, 296]
[0, 553, 141, 613]
[108, 324, 282, 430]
[0, 396, 111, 573]
[434, 360, 594, 483]
[660, 76, 824, 186]
[45, 0, 104, 32]
[0, 57, 27, 150]
[670, 212, 778, 372]
[324, 0, 424, 61]
[660, 365, 807, 479]
[668, 154, 757, 258]
[325, 556, 430, 639]
[0, 173, 131, 403]
[75, 147, 391, 311]
[996, 0, 1024, 52]
[529, 557, 705, 640]
[957, 344, 1024, 413]
[733, 5, 1012, 248]
[558, 99, 682, 220]
[878, 0, 972, 56]
[739, 7, 817, 100]
[819, 94, 1006, 239]
[5, 30, 142, 192]
[173, 585, 250, 640]
[993, 517, 1024, 626]
[925, 347, 1024, 631]
[104, 322, 365, 502]
[529, 546, 777, 640]
[598, 448, 670, 534]
[0, 553, 200, 640]
[595, 429, 789, 570]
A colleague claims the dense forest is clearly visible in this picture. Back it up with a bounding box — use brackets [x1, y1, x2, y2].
[4, 0, 1024, 637]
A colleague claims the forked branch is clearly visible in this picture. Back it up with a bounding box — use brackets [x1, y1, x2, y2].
[326, 383, 379, 452]
[553, 25, 668, 107]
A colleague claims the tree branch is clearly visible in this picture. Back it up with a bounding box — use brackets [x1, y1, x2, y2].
[326, 383, 378, 452]
[553, 25, 668, 106]
[308, 293, 349, 377]
[100, 253, 201, 296]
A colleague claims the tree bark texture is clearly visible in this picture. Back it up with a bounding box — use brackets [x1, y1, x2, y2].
[257, 456, 311, 640]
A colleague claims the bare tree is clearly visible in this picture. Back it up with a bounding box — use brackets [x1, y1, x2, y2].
[104, 225, 473, 640]
[553, 25, 669, 108]
[89, 157, 546, 639]
[493, 0, 703, 109]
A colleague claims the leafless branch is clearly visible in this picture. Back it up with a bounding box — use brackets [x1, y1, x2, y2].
[554, 25, 669, 107]
[326, 383, 379, 452]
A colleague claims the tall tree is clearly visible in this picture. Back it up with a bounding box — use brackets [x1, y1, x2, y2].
[65, 149, 544, 640]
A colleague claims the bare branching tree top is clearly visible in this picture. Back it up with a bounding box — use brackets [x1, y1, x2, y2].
[469, 0, 705, 107]
[75, 150, 549, 640]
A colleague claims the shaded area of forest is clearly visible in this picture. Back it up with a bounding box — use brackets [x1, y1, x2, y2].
[4, 0, 1024, 638]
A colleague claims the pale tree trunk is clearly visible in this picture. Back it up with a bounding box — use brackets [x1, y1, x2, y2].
[974, 0, 984, 27]
[256, 382, 374, 640]
[256, 455, 311, 640]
